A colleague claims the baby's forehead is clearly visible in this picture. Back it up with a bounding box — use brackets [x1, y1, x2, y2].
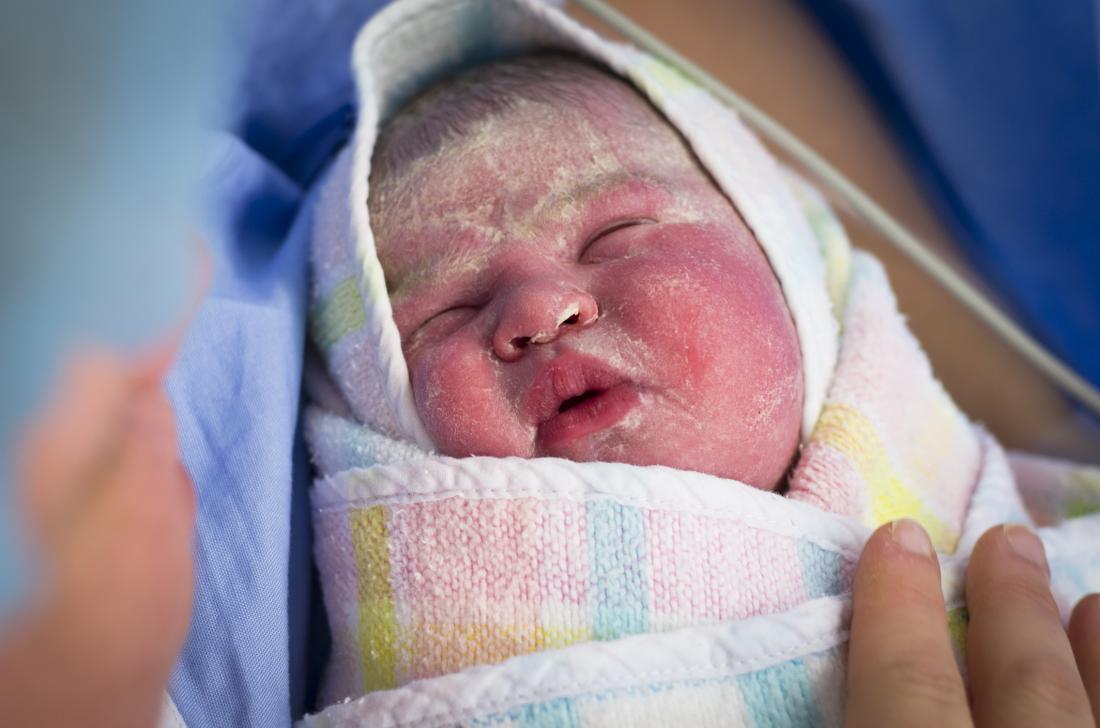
[376, 110, 697, 288]
[375, 93, 696, 219]
[379, 98, 679, 205]
[371, 55, 686, 184]
[369, 58, 723, 289]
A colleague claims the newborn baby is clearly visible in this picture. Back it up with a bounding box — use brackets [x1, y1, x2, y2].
[369, 55, 803, 490]
[303, 2, 1100, 722]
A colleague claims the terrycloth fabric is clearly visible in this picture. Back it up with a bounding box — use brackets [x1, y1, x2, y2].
[784, 181, 982, 553]
[300, 0, 1100, 725]
[299, 434, 1100, 727]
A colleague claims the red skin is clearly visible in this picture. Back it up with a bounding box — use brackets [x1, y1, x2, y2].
[375, 89, 803, 489]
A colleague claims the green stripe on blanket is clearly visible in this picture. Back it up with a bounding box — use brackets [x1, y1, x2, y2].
[313, 276, 366, 350]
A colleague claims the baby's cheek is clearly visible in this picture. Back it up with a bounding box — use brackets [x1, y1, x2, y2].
[608, 258, 737, 386]
[696, 258, 803, 477]
[410, 340, 528, 458]
[605, 249, 802, 485]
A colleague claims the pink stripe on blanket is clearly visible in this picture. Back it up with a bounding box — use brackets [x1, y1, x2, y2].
[385, 498, 593, 680]
[645, 510, 807, 625]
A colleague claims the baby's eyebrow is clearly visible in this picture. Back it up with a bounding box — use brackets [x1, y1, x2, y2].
[388, 172, 673, 304]
[552, 172, 673, 214]
[389, 242, 493, 303]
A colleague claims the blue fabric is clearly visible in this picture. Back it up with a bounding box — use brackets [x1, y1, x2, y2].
[166, 2, 387, 726]
[799, 0, 1100, 392]
[167, 133, 306, 728]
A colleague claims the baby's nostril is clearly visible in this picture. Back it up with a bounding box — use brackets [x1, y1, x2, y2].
[561, 313, 579, 326]
[511, 336, 531, 350]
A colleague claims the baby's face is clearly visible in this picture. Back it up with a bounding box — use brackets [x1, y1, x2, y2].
[374, 87, 803, 488]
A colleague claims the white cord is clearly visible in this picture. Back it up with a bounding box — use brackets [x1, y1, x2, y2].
[573, 0, 1100, 419]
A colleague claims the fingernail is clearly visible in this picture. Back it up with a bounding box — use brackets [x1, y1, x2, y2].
[890, 518, 933, 558]
[1003, 524, 1048, 571]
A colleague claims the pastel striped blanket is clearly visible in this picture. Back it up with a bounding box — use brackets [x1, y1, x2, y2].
[303, 446, 1097, 728]
[298, 0, 1100, 725]
[303, 252, 1100, 725]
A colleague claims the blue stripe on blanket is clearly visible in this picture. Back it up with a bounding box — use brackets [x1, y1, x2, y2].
[517, 696, 580, 728]
[588, 500, 649, 640]
[798, 542, 846, 600]
[737, 659, 824, 727]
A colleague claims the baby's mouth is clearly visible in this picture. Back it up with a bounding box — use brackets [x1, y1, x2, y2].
[526, 353, 641, 451]
[557, 389, 602, 413]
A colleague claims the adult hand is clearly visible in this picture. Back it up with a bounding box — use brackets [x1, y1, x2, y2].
[0, 347, 196, 728]
[845, 519, 1099, 727]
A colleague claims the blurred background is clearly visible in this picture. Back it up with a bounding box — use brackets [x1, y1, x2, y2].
[0, 1, 224, 606]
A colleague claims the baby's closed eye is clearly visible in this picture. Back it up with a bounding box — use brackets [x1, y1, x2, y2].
[579, 218, 656, 263]
[406, 305, 480, 348]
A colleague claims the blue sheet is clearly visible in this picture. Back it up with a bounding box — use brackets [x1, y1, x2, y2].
[800, 0, 1100, 392]
[167, 2, 385, 726]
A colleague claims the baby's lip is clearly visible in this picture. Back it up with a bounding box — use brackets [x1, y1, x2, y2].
[524, 352, 630, 427]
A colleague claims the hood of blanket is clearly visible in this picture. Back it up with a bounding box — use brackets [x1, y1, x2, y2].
[308, 0, 838, 451]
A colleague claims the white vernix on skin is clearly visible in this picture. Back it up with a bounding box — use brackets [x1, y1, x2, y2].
[315, 0, 838, 453]
[527, 302, 588, 344]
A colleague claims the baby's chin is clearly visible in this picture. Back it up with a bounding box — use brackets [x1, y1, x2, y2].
[427, 386, 800, 490]
[532, 402, 795, 491]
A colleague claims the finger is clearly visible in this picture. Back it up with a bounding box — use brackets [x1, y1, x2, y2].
[26, 350, 130, 464]
[125, 388, 197, 537]
[18, 350, 133, 537]
[845, 519, 971, 728]
[128, 384, 177, 451]
[132, 334, 183, 386]
[1068, 594, 1100, 721]
[967, 525, 1094, 727]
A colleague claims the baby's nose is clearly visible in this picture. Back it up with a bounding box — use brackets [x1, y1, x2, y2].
[492, 282, 599, 362]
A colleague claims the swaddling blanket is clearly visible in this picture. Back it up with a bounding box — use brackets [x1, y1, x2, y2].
[300, 0, 1100, 725]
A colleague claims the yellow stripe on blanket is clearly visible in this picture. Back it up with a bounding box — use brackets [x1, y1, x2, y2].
[352, 506, 399, 692]
[1067, 468, 1100, 518]
[637, 56, 700, 95]
[405, 622, 595, 678]
[814, 403, 957, 552]
[313, 276, 367, 350]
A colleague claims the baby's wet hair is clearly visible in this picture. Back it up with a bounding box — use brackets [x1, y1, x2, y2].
[371, 53, 656, 183]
